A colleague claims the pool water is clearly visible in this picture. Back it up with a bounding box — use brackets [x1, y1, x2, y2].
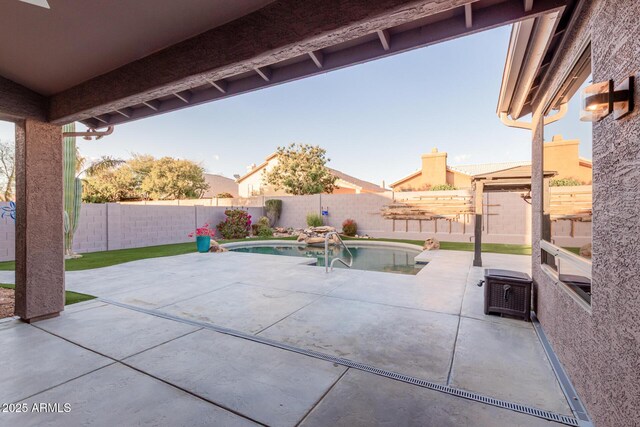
[231, 245, 424, 275]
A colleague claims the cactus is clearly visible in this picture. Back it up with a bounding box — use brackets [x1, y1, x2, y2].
[63, 123, 82, 258]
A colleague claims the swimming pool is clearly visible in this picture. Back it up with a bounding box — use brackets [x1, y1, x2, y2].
[229, 244, 424, 275]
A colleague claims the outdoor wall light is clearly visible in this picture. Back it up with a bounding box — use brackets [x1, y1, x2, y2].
[580, 76, 634, 121]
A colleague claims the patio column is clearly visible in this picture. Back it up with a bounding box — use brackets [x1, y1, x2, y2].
[473, 182, 483, 267]
[14, 119, 64, 322]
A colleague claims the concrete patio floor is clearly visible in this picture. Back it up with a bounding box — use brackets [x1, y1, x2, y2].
[0, 249, 574, 426]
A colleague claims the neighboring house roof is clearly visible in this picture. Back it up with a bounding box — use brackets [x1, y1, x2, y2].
[390, 161, 531, 187]
[236, 153, 278, 183]
[236, 153, 385, 192]
[579, 157, 593, 167]
[202, 173, 239, 198]
[447, 161, 531, 177]
[327, 168, 385, 192]
[389, 170, 422, 187]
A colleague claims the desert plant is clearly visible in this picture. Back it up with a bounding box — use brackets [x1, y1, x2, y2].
[216, 192, 234, 198]
[63, 123, 81, 258]
[306, 213, 323, 227]
[217, 209, 252, 239]
[430, 184, 457, 191]
[342, 219, 358, 236]
[251, 216, 273, 237]
[257, 226, 274, 237]
[549, 178, 582, 187]
[265, 199, 282, 226]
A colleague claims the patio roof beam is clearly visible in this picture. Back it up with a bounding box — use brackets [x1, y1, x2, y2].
[207, 79, 228, 94]
[173, 90, 192, 104]
[377, 29, 391, 51]
[63, 0, 567, 129]
[464, 3, 473, 28]
[308, 50, 324, 69]
[524, 0, 534, 12]
[255, 67, 272, 82]
[49, 0, 489, 124]
[0, 75, 48, 122]
[114, 108, 132, 118]
[92, 114, 110, 125]
[143, 100, 160, 111]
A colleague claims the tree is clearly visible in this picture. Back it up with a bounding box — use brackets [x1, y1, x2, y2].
[0, 140, 15, 201]
[263, 143, 337, 195]
[140, 157, 209, 200]
[82, 161, 138, 203]
[82, 154, 209, 202]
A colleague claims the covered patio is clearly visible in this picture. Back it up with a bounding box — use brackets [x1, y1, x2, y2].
[2, 1, 638, 426]
[2, 0, 572, 321]
[1, 250, 574, 426]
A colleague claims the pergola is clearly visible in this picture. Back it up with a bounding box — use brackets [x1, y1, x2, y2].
[1, 0, 575, 321]
[471, 165, 556, 266]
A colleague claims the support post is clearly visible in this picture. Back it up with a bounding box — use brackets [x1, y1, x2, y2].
[473, 182, 484, 267]
[14, 119, 64, 322]
[541, 176, 555, 268]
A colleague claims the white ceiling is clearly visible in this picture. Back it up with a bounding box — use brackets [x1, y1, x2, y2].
[0, 0, 274, 95]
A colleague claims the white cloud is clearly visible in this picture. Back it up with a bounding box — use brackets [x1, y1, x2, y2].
[453, 153, 471, 163]
[213, 154, 220, 161]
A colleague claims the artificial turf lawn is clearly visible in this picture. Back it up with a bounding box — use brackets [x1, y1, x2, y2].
[0, 237, 298, 271]
[0, 283, 95, 305]
[0, 236, 577, 272]
[342, 237, 533, 255]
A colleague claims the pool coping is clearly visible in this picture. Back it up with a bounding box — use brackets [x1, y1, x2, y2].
[220, 239, 434, 266]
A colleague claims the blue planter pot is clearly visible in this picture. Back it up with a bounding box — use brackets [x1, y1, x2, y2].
[196, 236, 211, 253]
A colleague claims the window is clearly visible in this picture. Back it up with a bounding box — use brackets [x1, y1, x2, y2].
[541, 43, 592, 307]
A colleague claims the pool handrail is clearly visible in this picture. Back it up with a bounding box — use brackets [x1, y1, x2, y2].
[324, 232, 353, 273]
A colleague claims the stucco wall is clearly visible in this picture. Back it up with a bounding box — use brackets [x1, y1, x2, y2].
[0, 189, 592, 262]
[0, 203, 263, 261]
[530, 1, 639, 425]
[268, 190, 544, 244]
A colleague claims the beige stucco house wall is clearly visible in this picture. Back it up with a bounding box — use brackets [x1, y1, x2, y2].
[202, 174, 239, 198]
[391, 136, 592, 191]
[543, 135, 592, 183]
[236, 154, 288, 197]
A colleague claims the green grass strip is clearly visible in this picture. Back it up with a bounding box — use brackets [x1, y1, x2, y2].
[0, 236, 578, 272]
[0, 237, 299, 271]
[0, 283, 95, 305]
[342, 237, 532, 255]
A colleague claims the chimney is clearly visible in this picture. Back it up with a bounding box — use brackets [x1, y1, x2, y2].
[543, 135, 581, 180]
[421, 147, 448, 186]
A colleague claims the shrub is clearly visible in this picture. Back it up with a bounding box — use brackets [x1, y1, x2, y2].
[550, 178, 582, 187]
[257, 216, 270, 227]
[216, 192, 234, 198]
[250, 216, 272, 237]
[257, 226, 274, 237]
[265, 199, 282, 226]
[217, 209, 252, 239]
[430, 184, 457, 191]
[306, 213, 323, 227]
[342, 219, 357, 236]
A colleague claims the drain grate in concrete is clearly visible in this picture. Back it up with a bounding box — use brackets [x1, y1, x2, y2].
[100, 298, 580, 426]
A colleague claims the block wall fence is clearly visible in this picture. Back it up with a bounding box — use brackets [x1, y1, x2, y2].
[0, 190, 590, 262]
[0, 203, 263, 262]
[268, 190, 590, 247]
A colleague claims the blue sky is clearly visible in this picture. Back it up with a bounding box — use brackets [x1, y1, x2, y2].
[0, 24, 591, 186]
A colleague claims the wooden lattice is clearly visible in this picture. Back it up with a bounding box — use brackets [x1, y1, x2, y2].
[549, 187, 592, 222]
[381, 193, 474, 220]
